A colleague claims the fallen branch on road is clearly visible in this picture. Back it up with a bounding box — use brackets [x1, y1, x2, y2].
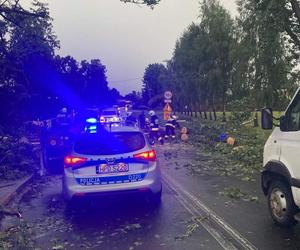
[0, 205, 22, 219]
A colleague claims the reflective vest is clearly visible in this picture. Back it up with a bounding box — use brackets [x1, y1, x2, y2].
[150, 115, 159, 131]
[165, 118, 179, 129]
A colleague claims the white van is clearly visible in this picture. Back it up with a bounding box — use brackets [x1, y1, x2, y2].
[261, 88, 300, 226]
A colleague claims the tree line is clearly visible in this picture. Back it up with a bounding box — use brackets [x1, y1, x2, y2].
[142, 0, 300, 115]
[0, 0, 122, 132]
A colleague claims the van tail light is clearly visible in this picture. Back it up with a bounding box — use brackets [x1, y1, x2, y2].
[134, 150, 156, 161]
[64, 156, 87, 168]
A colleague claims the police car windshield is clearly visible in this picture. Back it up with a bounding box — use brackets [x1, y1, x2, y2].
[74, 132, 145, 155]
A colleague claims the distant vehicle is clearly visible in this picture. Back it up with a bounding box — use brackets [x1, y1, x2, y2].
[261, 87, 300, 226]
[41, 108, 100, 174]
[117, 99, 132, 109]
[117, 106, 128, 119]
[62, 125, 162, 204]
[100, 108, 121, 124]
[79, 108, 100, 120]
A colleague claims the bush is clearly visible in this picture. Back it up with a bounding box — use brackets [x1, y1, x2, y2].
[0, 136, 40, 181]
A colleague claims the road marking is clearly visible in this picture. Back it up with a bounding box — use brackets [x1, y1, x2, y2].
[162, 172, 257, 250]
[163, 180, 238, 250]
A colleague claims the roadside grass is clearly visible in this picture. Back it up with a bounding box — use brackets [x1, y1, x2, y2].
[182, 111, 279, 182]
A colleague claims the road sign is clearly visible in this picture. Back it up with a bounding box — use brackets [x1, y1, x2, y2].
[164, 99, 172, 103]
[163, 103, 172, 120]
[164, 91, 172, 100]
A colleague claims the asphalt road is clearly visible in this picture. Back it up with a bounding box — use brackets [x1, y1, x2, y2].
[2, 142, 300, 249]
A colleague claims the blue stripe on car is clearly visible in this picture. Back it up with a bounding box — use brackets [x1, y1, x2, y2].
[76, 173, 147, 186]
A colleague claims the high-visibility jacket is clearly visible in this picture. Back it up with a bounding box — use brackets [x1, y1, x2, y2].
[165, 118, 179, 129]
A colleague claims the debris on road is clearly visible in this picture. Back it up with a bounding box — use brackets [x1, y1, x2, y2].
[175, 216, 207, 241]
[0, 205, 22, 220]
[219, 187, 247, 200]
[219, 187, 259, 203]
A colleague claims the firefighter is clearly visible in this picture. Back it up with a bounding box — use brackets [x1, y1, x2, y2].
[148, 110, 163, 144]
[56, 107, 72, 132]
[56, 107, 69, 124]
[165, 114, 180, 139]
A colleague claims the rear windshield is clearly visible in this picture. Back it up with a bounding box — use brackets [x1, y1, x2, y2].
[74, 132, 145, 155]
[102, 111, 117, 116]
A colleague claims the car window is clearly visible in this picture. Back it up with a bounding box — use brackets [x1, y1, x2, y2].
[74, 132, 145, 155]
[287, 91, 300, 131]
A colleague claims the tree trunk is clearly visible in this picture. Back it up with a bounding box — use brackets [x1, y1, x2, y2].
[213, 109, 217, 121]
[222, 111, 226, 122]
[253, 111, 258, 127]
[212, 94, 217, 121]
[193, 104, 197, 118]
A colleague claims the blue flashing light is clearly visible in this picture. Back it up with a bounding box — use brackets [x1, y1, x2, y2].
[84, 124, 98, 133]
[89, 125, 97, 130]
[86, 118, 98, 124]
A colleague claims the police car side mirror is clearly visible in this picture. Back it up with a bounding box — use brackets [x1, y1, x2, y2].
[261, 108, 273, 130]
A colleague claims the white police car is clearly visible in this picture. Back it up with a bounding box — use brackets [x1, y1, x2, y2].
[62, 125, 162, 204]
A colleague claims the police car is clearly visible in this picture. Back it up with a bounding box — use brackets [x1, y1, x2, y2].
[62, 124, 162, 204]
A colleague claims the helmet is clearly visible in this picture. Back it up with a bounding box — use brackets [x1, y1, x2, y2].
[61, 107, 68, 113]
[148, 110, 155, 116]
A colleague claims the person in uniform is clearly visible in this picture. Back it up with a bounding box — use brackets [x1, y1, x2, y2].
[165, 114, 180, 139]
[56, 107, 72, 133]
[148, 110, 163, 144]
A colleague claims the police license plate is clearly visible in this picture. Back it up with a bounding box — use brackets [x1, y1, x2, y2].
[96, 163, 129, 174]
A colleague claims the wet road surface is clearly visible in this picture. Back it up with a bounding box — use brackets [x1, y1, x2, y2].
[2, 143, 300, 249]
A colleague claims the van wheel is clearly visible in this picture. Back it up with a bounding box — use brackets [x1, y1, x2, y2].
[267, 181, 298, 226]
